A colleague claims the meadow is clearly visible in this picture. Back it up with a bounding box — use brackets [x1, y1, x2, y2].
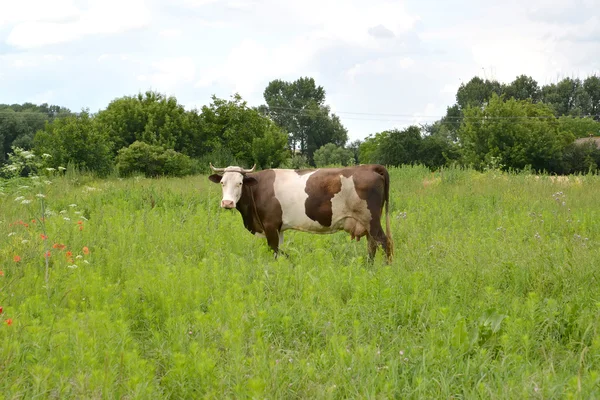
[1, 165, 599, 399]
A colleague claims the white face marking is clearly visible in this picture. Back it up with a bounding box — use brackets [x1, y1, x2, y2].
[219, 171, 244, 208]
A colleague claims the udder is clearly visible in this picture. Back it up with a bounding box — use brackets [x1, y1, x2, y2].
[343, 218, 368, 241]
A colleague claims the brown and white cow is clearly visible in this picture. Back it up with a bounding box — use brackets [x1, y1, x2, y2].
[208, 163, 394, 263]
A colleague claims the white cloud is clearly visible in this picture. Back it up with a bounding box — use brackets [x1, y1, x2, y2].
[139, 57, 196, 90]
[159, 28, 182, 38]
[345, 57, 415, 83]
[5, 0, 152, 48]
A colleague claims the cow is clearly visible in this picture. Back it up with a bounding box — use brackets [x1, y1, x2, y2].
[208, 163, 394, 263]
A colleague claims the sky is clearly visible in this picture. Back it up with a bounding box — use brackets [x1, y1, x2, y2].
[0, 0, 599, 141]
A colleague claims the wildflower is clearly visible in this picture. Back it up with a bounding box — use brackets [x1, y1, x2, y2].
[21, 239, 29, 244]
[58, 166, 66, 171]
[63, 217, 71, 221]
[42, 153, 52, 158]
[67, 264, 78, 269]
[40, 234, 48, 240]
[35, 193, 46, 198]
[0, 271, 4, 276]
[44, 251, 51, 258]
[21, 199, 32, 205]
[14, 196, 25, 202]
[52, 243, 66, 250]
[66, 251, 73, 258]
[0, 306, 3, 314]
[79, 225, 83, 231]
[13, 255, 21, 262]
[83, 246, 89, 255]
[31, 219, 36, 224]
[8, 232, 16, 237]
[46, 167, 56, 172]
[44, 180, 52, 185]
[68, 204, 77, 208]
[6, 319, 12, 326]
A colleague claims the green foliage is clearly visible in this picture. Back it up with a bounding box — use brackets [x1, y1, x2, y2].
[200, 94, 289, 169]
[313, 143, 354, 167]
[558, 116, 600, 138]
[0, 147, 45, 179]
[358, 131, 388, 164]
[2, 167, 600, 398]
[95, 91, 196, 156]
[262, 77, 348, 163]
[115, 141, 193, 177]
[458, 94, 575, 172]
[33, 111, 113, 176]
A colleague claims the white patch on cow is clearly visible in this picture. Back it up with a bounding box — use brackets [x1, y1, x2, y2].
[331, 176, 371, 235]
[273, 170, 371, 235]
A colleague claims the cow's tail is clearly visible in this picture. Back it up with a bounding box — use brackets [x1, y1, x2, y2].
[374, 164, 394, 261]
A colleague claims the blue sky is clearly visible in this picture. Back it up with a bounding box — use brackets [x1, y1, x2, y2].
[1, 0, 599, 141]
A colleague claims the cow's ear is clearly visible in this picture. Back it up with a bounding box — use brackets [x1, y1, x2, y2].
[208, 174, 222, 183]
[243, 176, 258, 186]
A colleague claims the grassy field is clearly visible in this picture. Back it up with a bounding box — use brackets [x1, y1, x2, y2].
[1, 165, 599, 399]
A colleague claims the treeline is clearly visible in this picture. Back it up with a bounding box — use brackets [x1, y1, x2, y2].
[1, 74, 600, 178]
[359, 74, 600, 174]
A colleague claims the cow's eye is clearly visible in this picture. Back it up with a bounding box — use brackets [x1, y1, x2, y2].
[238, 182, 242, 186]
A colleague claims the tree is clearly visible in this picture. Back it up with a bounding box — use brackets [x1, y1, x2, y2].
[558, 116, 600, 138]
[115, 141, 193, 177]
[200, 94, 288, 169]
[504, 75, 541, 102]
[313, 143, 354, 167]
[95, 91, 196, 156]
[371, 126, 423, 167]
[541, 78, 590, 116]
[456, 77, 504, 110]
[33, 110, 113, 175]
[583, 75, 600, 118]
[0, 107, 48, 162]
[458, 94, 574, 172]
[262, 77, 348, 163]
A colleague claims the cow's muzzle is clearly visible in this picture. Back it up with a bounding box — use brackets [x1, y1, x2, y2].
[221, 200, 235, 209]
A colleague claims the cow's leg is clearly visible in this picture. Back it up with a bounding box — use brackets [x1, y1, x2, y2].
[367, 223, 390, 264]
[265, 227, 288, 259]
[367, 234, 378, 263]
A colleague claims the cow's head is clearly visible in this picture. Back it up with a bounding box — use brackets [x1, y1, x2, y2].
[208, 163, 258, 209]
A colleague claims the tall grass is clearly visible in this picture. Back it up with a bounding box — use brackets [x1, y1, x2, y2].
[1, 166, 599, 398]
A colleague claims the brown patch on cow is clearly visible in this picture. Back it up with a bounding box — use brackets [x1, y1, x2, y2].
[237, 169, 283, 252]
[304, 170, 344, 226]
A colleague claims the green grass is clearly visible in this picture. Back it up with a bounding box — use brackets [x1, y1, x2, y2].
[1, 165, 599, 399]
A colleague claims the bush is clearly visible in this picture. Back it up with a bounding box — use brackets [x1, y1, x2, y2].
[116, 141, 193, 177]
[313, 143, 353, 167]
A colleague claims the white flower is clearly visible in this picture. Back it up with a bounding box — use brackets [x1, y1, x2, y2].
[14, 196, 25, 202]
[63, 217, 71, 221]
[21, 199, 32, 204]
[8, 232, 16, 237]
[83, 260, 89, 264]
[68, 204, 77, 208]
[42, 153, 52, 158]
[21, 239, 29, 244]
[24, 153, 35, 159]
[46, 167, 56, 172]
[59, 210, 67, 214]
[67, 264, 78, 269]
[74, 211, 82, 215]
[44, 180, 52, 185]
[76, 255, 83, 259]
[58, 166, 66, 171]
[18, 185, 30, 189]
[35, 193, 46, 198]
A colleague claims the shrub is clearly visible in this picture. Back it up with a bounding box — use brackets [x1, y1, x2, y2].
[116, 141, 193, 177]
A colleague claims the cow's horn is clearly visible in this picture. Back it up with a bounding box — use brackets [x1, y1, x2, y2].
[209, 163, 226, 172]
[242, 164, 256, 173]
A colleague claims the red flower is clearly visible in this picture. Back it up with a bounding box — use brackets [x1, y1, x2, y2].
[31, 219, 37, 224]
[82, 247, 89, 255]
[44, 251, 51, 258]
[13, 255, 21, 262]
[52, 243, 66, 250]
[79, 226, 84, 231]
[66, 251, 73, 258]
[5, 319, 12, 326]
[77, 220, 83, 225]
[0, 306, 3, 314]
[40, 234, 48, 240]
[0, 271, 4, 276]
